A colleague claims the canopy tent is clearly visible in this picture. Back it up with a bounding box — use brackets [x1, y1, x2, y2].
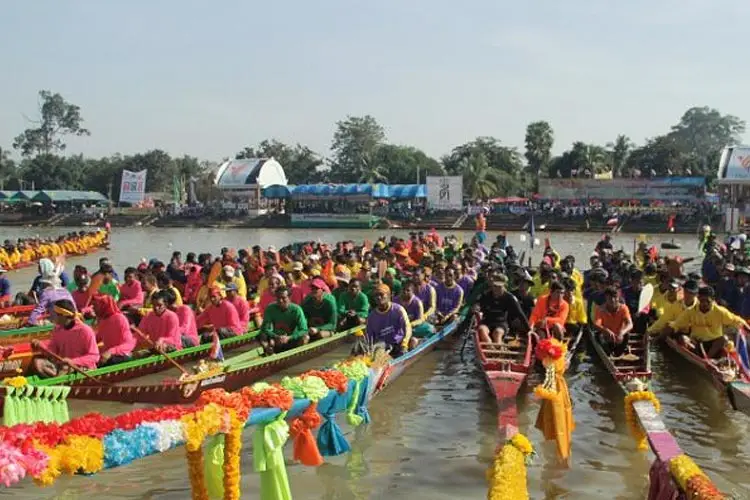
[31, 190, 108, 203]
[291, 183, 388, 200]
[262, 184, 295, 199]
[0, 191, 9, 200]
[9, 191, 38, 201]
[214, 158, 287, 189]
[382, 184, 426, 200]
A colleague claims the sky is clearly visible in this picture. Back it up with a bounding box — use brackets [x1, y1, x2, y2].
[1, 0, 748, 163]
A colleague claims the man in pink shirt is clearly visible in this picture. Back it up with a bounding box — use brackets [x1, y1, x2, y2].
[138, 290, 183, 351]
[197, 286, 243, 341]
[224, 283, 250, 333]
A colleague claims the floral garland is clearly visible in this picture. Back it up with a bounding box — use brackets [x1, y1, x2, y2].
[3, 377, 27, 388]
[668, 455, 725, 500]
[623, 390, 660, 451]
[0, 358, 371, 496]
[486, 434, 535, 500]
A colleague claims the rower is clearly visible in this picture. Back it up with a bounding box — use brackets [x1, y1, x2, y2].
[92, 294, 135, 366]
[366, 284, 411, 357]
[156, 272, 183, 306]
[414, 267, 437, 321]
[395, 280, 434, 348]
[97, 263, 121, 302]
[301, 277, 338, 340]
[30, 299, 100, 377]
[118, 267, 145, 309]
[455, 262, 475, 296]
[337, 278, 369, 331]
[671, 286, 749, 359]
[512, 269, 535, 320]
[219, 264, 247, 299]
[163, 288, 199, 348]
[196, 286, 243, 341]
[435, 267, 464, 326]
[224, 283, 250, 333]
[562, 278, 586, 339]
[138, 290, 183, 352]
[593, 287, 633, 357]
[259, 287, 309, 354]
[620, 268, 650, 333]
[476, 273, 528, 344]
[71, 275, 95, 318]
[0, 267, 9, 308]
[647, 279, 685, 337]
[258, 273, 284, 311]
[529, 281, 569, 339]
[27, 275, 75, 326]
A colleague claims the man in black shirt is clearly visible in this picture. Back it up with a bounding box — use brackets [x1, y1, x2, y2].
[476, 273, 530, 344]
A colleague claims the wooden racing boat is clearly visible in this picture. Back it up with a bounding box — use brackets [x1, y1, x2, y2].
[26, 326, 361, 405]
[588, 328, 652, 391]
[664, 336, 750, 416]
[473, 316, 534, 439]
[0, 304, 34, 318]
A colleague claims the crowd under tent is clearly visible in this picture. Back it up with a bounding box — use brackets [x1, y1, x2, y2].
[214, 158, 287, 215]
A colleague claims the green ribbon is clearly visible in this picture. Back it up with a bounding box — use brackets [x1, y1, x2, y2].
[253, 412, 292, 500]
[3, 387, 19, 426]
[346, 380, 363, 427]
[204, 434, 225, 500]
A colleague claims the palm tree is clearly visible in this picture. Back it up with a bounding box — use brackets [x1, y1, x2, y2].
[462, 152, 500, 199]
[0, 147, 16, 190]
[525, 121, 554, 190]
[606, 135, 633, 177]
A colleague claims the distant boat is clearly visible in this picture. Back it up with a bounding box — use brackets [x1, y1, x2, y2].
[661, 240, 681, 250]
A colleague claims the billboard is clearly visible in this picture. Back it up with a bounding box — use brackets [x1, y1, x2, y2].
[538, 178, 705, 201]
[426, 176, 463, 210]
[119, 170, 147, 204]
[718, 146, 750, 184]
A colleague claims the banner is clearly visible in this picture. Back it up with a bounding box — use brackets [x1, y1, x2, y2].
[119, 170, 147, 204]
[290, 213, 378, 228]
[426, 176, 463, 210]
[718, 146, 750, 183]
[538, 178, 705, 201]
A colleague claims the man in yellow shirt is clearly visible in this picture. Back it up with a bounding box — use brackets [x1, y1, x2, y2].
[671, 286, 749, 359]
[562, 278, 586, 339]
[648, 279, 685, 336]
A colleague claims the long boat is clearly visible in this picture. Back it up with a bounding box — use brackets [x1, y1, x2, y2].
[2, 242, 107, 273]
[473, 317, 534, 439]
[22, 327, 361, 405]
[664, 336, 750, 416]
[588, 327, 652, 391]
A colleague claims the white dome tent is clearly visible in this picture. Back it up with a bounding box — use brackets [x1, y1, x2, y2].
[213, 158, 287, 216]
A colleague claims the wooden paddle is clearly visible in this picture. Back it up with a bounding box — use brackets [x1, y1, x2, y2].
[130, 326, 190, 377]
[638, 283, 654, 314]
[37, 345, 111, 385]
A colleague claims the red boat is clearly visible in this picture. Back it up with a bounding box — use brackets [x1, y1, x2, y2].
[473, 319, 533, 440]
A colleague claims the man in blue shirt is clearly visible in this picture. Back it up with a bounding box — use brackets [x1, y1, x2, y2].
[0, 268, 10, 307]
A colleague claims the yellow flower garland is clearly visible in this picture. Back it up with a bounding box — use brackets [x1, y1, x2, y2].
[33, 436, 104, 487]
[186, 447, 209, 500]
[486, 433, 534, 500]
[623, 390, 660, 451]
[222, 412, 243, 500]
[668, 455, 725, 499]
[3, 375, 27, 388]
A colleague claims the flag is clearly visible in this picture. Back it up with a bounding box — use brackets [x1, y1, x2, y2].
[209, 332, 224, 361]
[606, 217, 619, 227]
[667, 214, 676, 232]
[528, 213, 535, 249]
[737, 331, 750, 371]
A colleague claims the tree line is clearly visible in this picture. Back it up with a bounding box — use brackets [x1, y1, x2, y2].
[0, 90, 744, 202]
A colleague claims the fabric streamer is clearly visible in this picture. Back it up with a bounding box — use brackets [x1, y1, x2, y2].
[281, 376, 328, 466]
[315, 389, 351, 456]
[253, 412, 292, 500]
[204, 435, 225, 500]
[533, 339, 574, 462]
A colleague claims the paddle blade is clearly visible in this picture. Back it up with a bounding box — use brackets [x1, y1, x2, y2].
[377, 260, 387, 279]
[85, 273, 105, 303]
[206, 261, 222, 287]
[638, 283, 654, 313]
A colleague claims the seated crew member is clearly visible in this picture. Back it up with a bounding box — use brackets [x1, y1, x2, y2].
[528, 281, 569, 339]
[647, 279, 686, 337]
[301, 277, 338, 340]
[196, 286, 243, 341]
[93, 294, 135, 366]
[414, 267, 437, 320]
[435, 267, 464, 326]
[366, 284, 411, 357]
[163, 287, 199, 348]
[260, 287, 309, 354]
[156, 272, 183, 306]
[30, 299, 100, 377]
[337, 278, 369, 331]
[395, 280, 434, 348]
[27, 276, 75, 326]
[118, 267, 145, 309]
[671, 285, 749, 359]
[97, 264, 120, 302]
[476, 272, 529, 344]
[593, 287, 633, 357]
[138, 290, 183, 351]
[562, 277, 586, 338]
[71, 275, 95, 318]
[224, 283, 250, 333]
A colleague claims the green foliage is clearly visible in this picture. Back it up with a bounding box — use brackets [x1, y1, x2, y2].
[442, 137, 525, 198]
[330, 115, 386, 183]
[13, 90, 90, 157]
[607, 135, 633, 178]
[0, 146, 16, 189]
[372, 144, 444, 184]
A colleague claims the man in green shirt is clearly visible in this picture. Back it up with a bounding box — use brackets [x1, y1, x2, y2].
[383, 268, 402, 296]
[97, 264, 120, 302]
[337, 278, 369, 331]
[260, 288, 308, 354]
[301, 278, 338, 340]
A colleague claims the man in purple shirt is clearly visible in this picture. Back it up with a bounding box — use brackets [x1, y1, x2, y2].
[27, 280, 76, 325]
[366, 283, 411, 357]
[435, 268, 464, 325]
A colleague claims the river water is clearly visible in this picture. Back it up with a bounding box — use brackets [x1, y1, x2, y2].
[3, 227, 750, 499]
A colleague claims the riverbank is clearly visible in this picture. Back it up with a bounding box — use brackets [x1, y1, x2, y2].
[0, 212, 721, 234]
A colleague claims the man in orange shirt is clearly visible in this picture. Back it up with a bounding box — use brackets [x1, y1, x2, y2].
[594, 287, 633, 357]
[528, 281, 569, 339]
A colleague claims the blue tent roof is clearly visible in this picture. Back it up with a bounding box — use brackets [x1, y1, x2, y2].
[262, 184, 294, 199]
[383, 184, 426, 199]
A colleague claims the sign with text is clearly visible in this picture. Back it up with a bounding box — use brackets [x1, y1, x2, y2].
[538, 177, 705, 201]
[119, 170, 147, 204]
[426, 176, 463, 210]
